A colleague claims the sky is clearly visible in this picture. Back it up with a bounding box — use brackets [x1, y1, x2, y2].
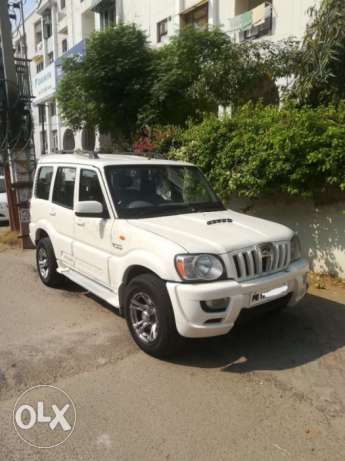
[23, 0, 35, 17]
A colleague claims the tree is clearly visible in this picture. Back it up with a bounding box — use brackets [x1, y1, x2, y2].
[57, 24, 153, 143]
[140, 27, 299, 127]
[56, 57, 97, 132]
[292, 0, 345, 105]
[140, 27, 222, 127]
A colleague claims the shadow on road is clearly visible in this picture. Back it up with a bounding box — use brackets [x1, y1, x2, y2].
[170, 294, 345, 372]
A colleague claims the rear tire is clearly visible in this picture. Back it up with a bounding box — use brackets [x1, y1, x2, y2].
[124, 274, 184, 358]
[36, 237, 64, 287]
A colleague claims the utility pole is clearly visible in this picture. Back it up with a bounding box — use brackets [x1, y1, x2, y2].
[0, 0, 36, 247]
[0, 0, 20, 231]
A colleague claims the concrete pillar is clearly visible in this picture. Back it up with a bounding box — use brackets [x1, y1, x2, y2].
[173, 0, 185, 31]
[51, 3, 58, 59]
[42, 16, 48, 67]
[209, 0, 220, 27]
[45, 103, 52, 153]
[116, 0, 124, 24]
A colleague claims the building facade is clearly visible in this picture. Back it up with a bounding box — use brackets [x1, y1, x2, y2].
[13, 0, 320, 157]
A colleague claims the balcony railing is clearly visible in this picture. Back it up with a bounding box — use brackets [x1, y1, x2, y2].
[228, 2, 272, 42]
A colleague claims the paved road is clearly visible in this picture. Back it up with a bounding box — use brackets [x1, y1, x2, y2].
[0, 249, 345, 460]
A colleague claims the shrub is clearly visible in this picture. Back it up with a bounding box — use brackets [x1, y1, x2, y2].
[133, 126, 183, 154]
[170, 103, 345, 200]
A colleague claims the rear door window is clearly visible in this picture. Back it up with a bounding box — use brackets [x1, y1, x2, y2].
[52, 167, 76, 209]
[35, 166, 54, 200]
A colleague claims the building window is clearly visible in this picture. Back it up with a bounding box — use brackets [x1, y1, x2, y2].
[51, 130, 58, 152]
[40, 130, 48, 155]
[157, 18, 168, 43]
[62, 38, 68, 53]
[181, 2, 209, 29]
[232, 0, 272, 41]
[38, 105, 46, 124]
[60, 0, 66, 10]
[36, 61, 44, 74]
[34, 20, 43, 48]
[62, 129, 75, 151]
[48, 51, 54, 64]
[43, 10, 52, 39]
[100, 6, 115, 30]
[50, 100, 56, 117]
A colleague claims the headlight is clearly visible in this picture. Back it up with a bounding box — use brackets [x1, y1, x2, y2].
[291, 235, 302, 262]
[175, 254, 224, 281]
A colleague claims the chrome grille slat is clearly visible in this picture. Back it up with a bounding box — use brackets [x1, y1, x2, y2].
[257, 249, 263, 274]
[272, 244, 279, 271]
[230, 241, 290, 281]
[246, 251, 255, 277]
[237, 253, 246, 279]
[281, 243, 287, 268]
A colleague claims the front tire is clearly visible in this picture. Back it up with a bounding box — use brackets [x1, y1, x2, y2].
[125, 274, 184, 358]
[36, 238, 64, 287]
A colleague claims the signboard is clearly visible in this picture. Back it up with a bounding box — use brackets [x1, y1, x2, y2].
[56, 40, 86, 82]
[32, 62, 56, 103]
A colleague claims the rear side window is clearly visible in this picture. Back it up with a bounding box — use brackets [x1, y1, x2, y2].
[52, 167, 76, 209]
[36, 167, 54, 200]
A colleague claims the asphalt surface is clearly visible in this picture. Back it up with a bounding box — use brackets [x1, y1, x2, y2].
[0, 248, 345, 460]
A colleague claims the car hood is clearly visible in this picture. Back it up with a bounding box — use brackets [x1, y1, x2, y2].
[130, 209, 294, 254]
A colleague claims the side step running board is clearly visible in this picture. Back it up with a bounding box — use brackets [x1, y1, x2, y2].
[58, 267, 119, 308]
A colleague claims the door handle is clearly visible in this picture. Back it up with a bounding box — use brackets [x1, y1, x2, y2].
[49, 210, 56, 216]
[76, 221, 85, 227]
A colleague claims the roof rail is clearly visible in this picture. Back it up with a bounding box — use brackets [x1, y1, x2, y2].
[73, 150, 99, 159]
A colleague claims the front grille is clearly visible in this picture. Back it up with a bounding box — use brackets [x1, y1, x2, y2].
[230, 242, 290, 281]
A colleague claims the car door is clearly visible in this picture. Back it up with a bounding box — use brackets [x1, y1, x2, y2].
[73, 167, 114, 287]
[50, 166, 77, 268]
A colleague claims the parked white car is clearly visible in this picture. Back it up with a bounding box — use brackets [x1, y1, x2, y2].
[30, 154, 309, 357]
[0, 176, 9, 223]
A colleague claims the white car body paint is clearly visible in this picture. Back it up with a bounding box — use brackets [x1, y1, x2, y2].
[30, 154, 309, 338]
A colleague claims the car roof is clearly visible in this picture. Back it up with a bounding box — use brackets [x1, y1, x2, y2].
[37, 153, 192, 168]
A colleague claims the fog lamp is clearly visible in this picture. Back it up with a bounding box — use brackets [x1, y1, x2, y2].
[201, 298, 230, 313]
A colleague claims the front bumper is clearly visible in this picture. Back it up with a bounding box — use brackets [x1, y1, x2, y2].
[166, 259, 309, 338]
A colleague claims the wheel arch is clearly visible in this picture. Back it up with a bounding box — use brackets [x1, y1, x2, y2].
[118, 265, 162, 315]
[35, 228, 50, 243]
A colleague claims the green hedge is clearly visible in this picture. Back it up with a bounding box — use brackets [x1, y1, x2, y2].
[169, 103, 345, 200]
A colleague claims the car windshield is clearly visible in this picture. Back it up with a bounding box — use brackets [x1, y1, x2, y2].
[0, 177, 5, 194]
[104, 164, 224, 219]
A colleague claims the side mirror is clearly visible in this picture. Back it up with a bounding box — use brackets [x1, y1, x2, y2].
[75, 201, 104, 218]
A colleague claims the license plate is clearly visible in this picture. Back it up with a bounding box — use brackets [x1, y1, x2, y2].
[250, 285, 288, 306]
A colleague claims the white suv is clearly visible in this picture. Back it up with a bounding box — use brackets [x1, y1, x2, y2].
[30, 154, 309, 357]
[0, 176, 9, 223]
